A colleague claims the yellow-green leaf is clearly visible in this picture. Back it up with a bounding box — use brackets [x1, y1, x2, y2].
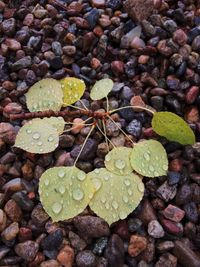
[39, 166, 95, 222]
[130, 140, 168, 177]
[104, 147, 133, 175]
[88, 168, 144, 225]
[14, 119, 59, 154]
[90, 78, 113, 100]
[33, 117, 65, 134]
[152, 112, 195, 145]
[60, 77, 86, 106]
[26, 78, 63, 112]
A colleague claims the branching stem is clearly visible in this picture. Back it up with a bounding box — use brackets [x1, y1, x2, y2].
[109, 105, 155, 115]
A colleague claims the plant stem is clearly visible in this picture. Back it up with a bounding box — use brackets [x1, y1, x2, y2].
[79, 100, 89, 111]
[96, 122, 116, 148]
[106, 96, 109, 113]
[73, 125, 95, 166]
[109, 105, 155, 115]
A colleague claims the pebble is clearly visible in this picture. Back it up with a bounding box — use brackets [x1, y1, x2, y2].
[23, 13, 34, 26]
[5, 38, 21, 51]
[31, 204, 49, 226]
[4, 199, 22, 222]
[148, 220, 165, 238]
[185, 86, 199, 104]
[85, 8, 99, 29]
[173, 29, 187, 46]
[131, 37, 145, 49]
[167, 171, 181, 185]
[163, 204, 185, 222]
[76, 250, 96, 267]
[176, 184, 192, 205]
[93, 237, 108, 255]
[157, 241, 174, 252]
[41, 229, 63, 251]
[161, 219, 183, 235]
[138, 200, 157, 225]
[12, 56, 32, 71]
[40, 259, 61, 267]
[126, 119, 142, 138]
[2, 18, 16, 35]
[63, 45, 76, 56]
[12, 192, 34, 211]
[0, 209, 7, 232]
[68, 231, 87, 251]
[1, 222, 19, 242]
[111, 61, 124, 76]
[15, 240, 39, 261]
[183, 202, 198, 223]
[105, 234, 124, 267]
[70, 139, 98, 160]
[155, 253, 177, 267]
[192, 36, 200, 52]
[57, 245, 74, 267]
[91, 0, 105, 8]
[156, 181, 177, 202]
[73, 216, 110, 238]
[128, 235, 147, 257]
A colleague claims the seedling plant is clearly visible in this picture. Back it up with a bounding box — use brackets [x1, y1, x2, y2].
[10, 77, 195, 225]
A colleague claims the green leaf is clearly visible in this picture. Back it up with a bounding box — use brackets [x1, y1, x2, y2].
[130, 140, 168, 177]
[152, 112, 195, 145]
[39, 166, 95, 222]
[90, 78, 114, 100]
[60, 77, 86, 106]
[14, 119, 59, 154]
[104, 147, 133, 175]
[26, 78, 63, 112]
[33, 117, 65, 134]
[88, 168, 144, 225]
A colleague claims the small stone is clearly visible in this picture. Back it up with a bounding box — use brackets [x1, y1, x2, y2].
[157, 241, 174, 252]
[124, 0, 155, 22]
[138, 200, 157, 225]
[155, 253, 177, 267]
[105, 234, 124, 267]
[52, 41, 63, 56]
[76, 250, 96, 267]
[192, 36, 200, 52]
[163, 204, 185, 222]
[156, 181, 177, 202]
[126, 119, 142, 138]
[12, 56, 32, 71]
[128, 235, 147, 257]
[176, 184, 192, 205]
[73, 216, 110, 238]
[70, 139, 98, 160]
[111, 61, 124, 76]
[85, 8, 99, 29]
[71, 118, 85, 135]
[57, 245, 74, 267]
[63, 46, 76, 56]
[23, 13, 34, 26]
[12, 192, 34, 211]
[91, 0, 105, 8]
[68, 231, 87, 251]
[93, 237, 108, 255]
[131, 37, 145, 49]
[183, 202, 198, 223]
[41, 229, 63, 251]
[184, 106, 199, 123]
[40, 259, 61, 267]
[185, 86, 199, 104]
[1, 222, 19, 241]
[148, 220, 165, 238]
[5, 38, 21, 51]
[173, 29, 187, 46]
[161, 219, 183, 235]
[4, 199, 22, 222]
[31, 205, 49, 226]
[2, 18, 16, 35]
[167, 171, 181, 185]
[0, 209, 7, 232]
[15, 240, 39, 261]
[107, 0, 122, 9]
[3, 102, 22, 115]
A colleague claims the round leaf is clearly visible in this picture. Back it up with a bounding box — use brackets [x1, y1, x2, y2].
[60, 77, 86, 106]
[152, 112, 195, 145]
[33, 117, 65, 134]
[26, 78, 63, 112]
[105, 147, 133, 175]
[39, 166, 95, 222]
[14, 119, 59, 154]
[90, 78, 114, 100]
[88, 168, 144, 225]
[130, 140, 168, 177]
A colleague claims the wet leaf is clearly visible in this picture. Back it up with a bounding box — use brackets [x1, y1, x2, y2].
[152, 112, 195, 145]
[26, 78, 63, 112]
[60, 77, 86, 106]
[14, 119, 59, 154]
[90, 78, 114, 100]
[88, 168, 144, 225]
[104, 147, 133, 175]
[33, 117, 65, 134]
[130, 140, 168, 177]
[39, 166, 95, 222]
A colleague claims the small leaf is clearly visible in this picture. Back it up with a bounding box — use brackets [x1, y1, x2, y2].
[104, 147, 133, 175]
[39, 166, 95, 222]
[33, 117, 65, 134]
[152, 112, 195, 145]
[15, 119, 59, 154]
[90, 78, 114, 100]
[60, 77, 86, 106]
[88, 168, 144, 225]
[26, 78, 63, 112]
[130, 140, 168, 177]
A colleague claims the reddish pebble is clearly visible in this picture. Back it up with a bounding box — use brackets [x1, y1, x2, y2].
[93, 26, 104, 37]
[138, 55, 149, 64]
[161, 219, 183, 235]
[184, 106, 199, 123]
[185, 86, 199, 104]
[111, 61, 124, 76]
[128, 235, 147, 257]
[4, 199, 22, 222]
[169, 159, 182, 172]
[173, 29, 187, 46]
[91, 0, 105, 8]
[57, 245, 74, 267]
[71, 118, 85, 134]
[162, 204, 185, 222]
[114, 220, 130, 240]
[131, 37, 145, 49]
[18, 227, 32, 242]
[23, 13, 34, 26]
[91, 58, 101, 69]
[5, 38, 21, 51]
[2, 81, 16, 91]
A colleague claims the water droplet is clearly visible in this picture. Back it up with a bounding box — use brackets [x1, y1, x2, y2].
[104, 175, 109, 181]
[124, 179, 131, 186]
[119, 211, 127, 220]
[73, 188, 84, 201]
[149, 165, 154, 172]
[163, 164, 168, 171]
[37, 141, 43, 146]
[115, 159, 126, 170]
[144, 152, 150, 161]
[94, 169, 100, 174]
[138, 182, 144, 193]
[112, 201, 118, 210]
[105, 154, 111, 162]
[44, 179, 49, 186]
[58, 185, 65, 195]
[26, 129, 32, 134]
[101, 196, 106, 203]
[92, 178, 102, 191]
[128, 189, 132, 196]
[48, 136, 54, 142]
[77, 171, 86, 181]
[58, 169, 65, 178]
[123, 195, 129, 203]
[105, 202, 110, 209]
[52, 202, 62, 214]
[32, 132, 40, 140]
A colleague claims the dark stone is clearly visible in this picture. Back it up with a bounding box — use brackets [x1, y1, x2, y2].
[183, 202, 198, 223]
[76, 251, 96, 267]
[48, 56, 63, 70]
[70, 139, 98, 160]
[126, 119, 142, 138]
[27, 36, 42, 50]
[105, 234, 124, 267]
[12, 192, 34, 211]
[93, 237, 108, 255]
[12, 56, 32, 71]
[41, 229, 63, 251]
[85, 8, 99, 29]
[106, 0, 122, 9]
[168, 171, 181, 185]
[176, 184, 192, 205]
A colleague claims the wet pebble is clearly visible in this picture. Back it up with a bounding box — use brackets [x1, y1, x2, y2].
[15, 240, 39, 261]
[31, 204, 49, 226]
[57, 245, 74, 267]
[162, 204, 185, 222]
[4, 199, 22, 222]
[76, 250, 96, 267]
[128, 235, 147, 257]
[126, 119, 142, 138]
[148, 220, 165, 238]
[1, 222, 19, 242]
[156, 181, 177, 202]
[41, 229, 63, 251]
[105, 234, 124, 267]
[2, 18, 16, 35]
[68, 231, 87, 251]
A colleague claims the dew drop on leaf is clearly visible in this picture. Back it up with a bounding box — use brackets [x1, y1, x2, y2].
[90, 78, 114, 100]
